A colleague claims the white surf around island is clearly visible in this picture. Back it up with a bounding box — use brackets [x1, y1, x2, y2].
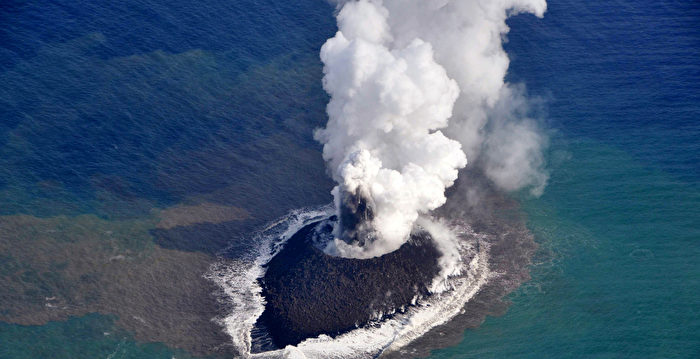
[207, 206, 495, 358]
[207, 0, 549, 356]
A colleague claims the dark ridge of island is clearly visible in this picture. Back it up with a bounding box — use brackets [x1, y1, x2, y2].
[258, 218, 442, 348]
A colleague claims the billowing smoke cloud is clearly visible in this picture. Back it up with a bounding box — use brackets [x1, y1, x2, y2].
[481, 84, 549, 196]
[317, 0, 548, 258]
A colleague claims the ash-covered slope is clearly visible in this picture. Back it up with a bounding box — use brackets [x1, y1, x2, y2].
[258, 219, 441, 347]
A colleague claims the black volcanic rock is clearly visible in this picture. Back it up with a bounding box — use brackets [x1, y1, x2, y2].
[258, 220, 441, 348]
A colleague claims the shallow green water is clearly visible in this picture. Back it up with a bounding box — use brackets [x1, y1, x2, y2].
[428, 136, 700, 358]
[0, 314, 201, 359]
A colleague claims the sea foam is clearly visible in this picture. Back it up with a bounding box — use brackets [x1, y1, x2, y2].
[209, 206, 491, 358]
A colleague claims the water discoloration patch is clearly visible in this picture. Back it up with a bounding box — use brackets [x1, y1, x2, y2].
[0, 210, 235, 358]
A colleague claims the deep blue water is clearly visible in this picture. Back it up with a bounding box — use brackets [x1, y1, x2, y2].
[0, 0, 336, 220]
[0, 0, 698, 358]
[505, 0, 700, 182]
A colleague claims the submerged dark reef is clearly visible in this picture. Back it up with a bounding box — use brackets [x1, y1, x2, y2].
[258, 217, 442, 347]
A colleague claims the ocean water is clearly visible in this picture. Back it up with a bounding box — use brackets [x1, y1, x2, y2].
[429, 1, 700, 358]
[0, 0, 698, 358]
[0, 314, 200, 359]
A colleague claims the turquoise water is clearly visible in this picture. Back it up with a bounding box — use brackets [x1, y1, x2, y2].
[0, 314, 199, 359]
[429, 136, 700, 358]
[1, 0, 698, 357]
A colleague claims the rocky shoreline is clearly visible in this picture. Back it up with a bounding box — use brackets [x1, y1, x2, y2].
[253, 168, 538, 357]
[258, 219, 442, 348]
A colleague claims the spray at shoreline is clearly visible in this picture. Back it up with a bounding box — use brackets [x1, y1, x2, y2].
[316, 0, 549, 259]
[211, 169, 538, 357]
[210, 1, 550, 356]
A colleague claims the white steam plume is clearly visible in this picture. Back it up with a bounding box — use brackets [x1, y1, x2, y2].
[316, 0, 548, 258]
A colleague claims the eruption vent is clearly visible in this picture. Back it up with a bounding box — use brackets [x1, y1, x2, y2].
[316, 0, 549, 258]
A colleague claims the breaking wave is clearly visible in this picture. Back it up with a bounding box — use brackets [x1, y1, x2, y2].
[207, 206, 496, 358]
